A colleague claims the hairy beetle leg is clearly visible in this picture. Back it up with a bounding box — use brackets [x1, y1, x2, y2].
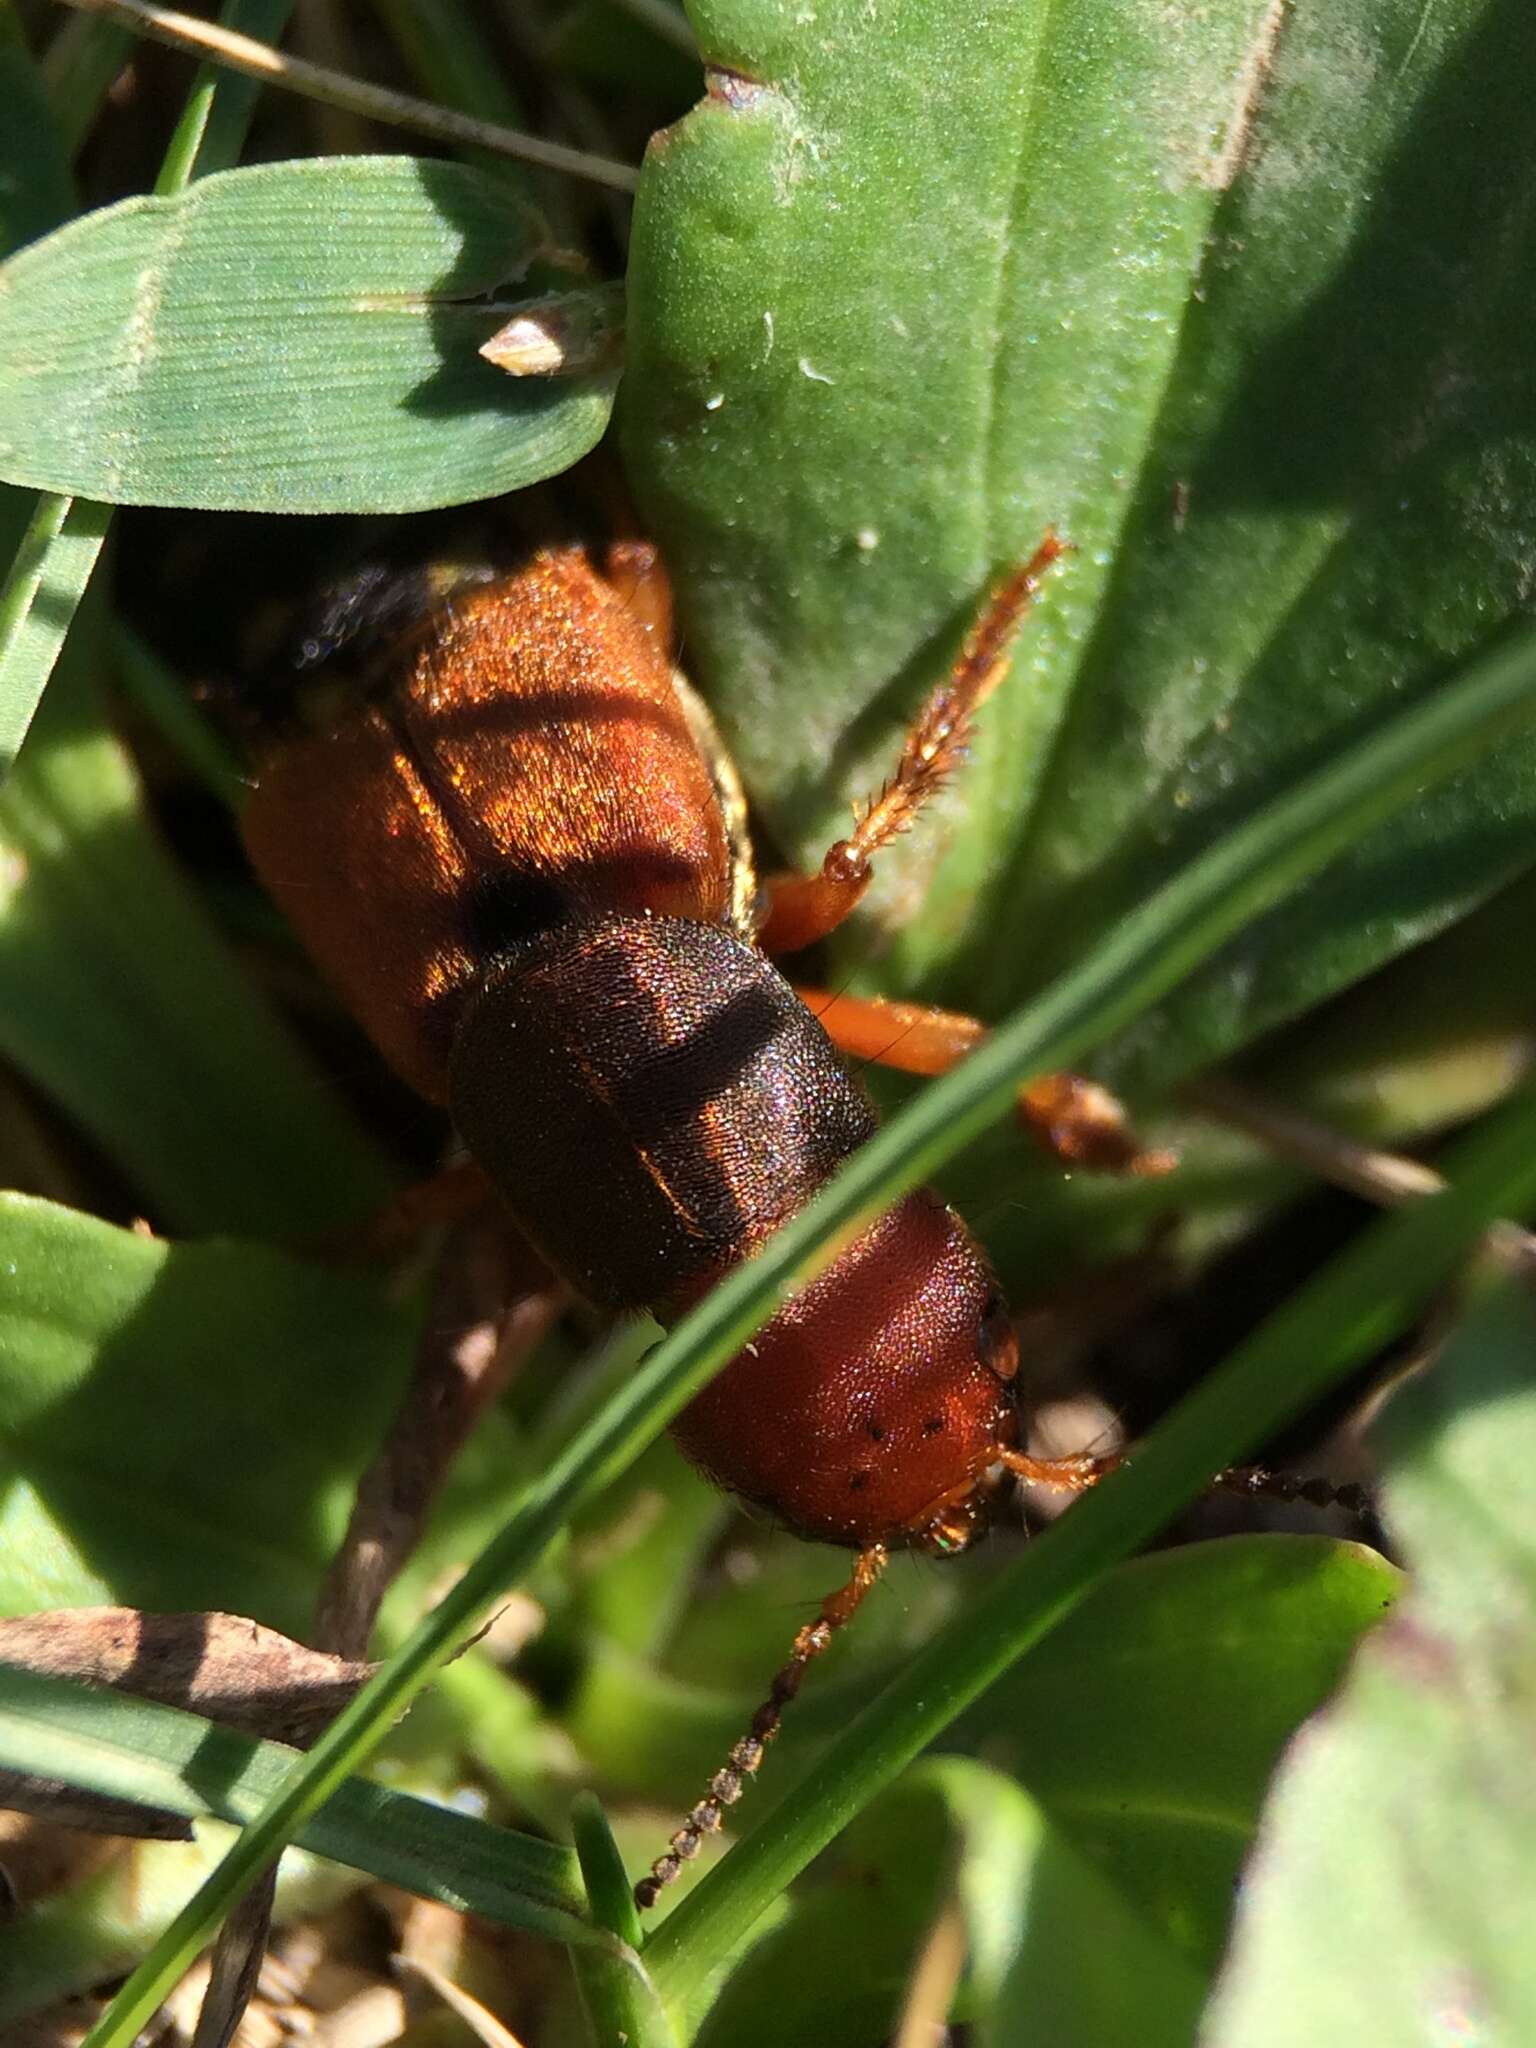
[794, 988, 1175, 1177]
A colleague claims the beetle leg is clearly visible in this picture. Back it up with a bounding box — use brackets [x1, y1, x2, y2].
[358, 1155, 500, 1258]
[1000, 1446, 1125, 1492]
[602, 536, 675, 647]
[793, 987, 1175, 1176]
[756, 534, 1066, 957]
[318, 1210, 568, 1656]
[634, 1542, 890, 1911]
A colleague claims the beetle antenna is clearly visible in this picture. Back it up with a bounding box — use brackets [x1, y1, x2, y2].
[1211, 1464, 1372, 1516]
[634, 1542, 890, 1910]
[1001, 1447, 1370, 1518]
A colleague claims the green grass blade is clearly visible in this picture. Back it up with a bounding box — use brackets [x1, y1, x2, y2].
[0, 26, 97, 776]
[571, 1793, 678, 2048]
[110, 621, 247, 809]
[0, 20, 74, 250]
[41, 14, 134, 156]
[154, 0, 297, 193]
[368, 0, 530, 135]
[0, 492, 110, 774]
[573, 1791, 646, 1950]
[78, 602, 1536, 2043]
[0, 1665, 594, 1945]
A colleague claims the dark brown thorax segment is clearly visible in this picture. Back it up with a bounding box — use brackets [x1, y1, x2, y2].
[448, 916, 877, 1313]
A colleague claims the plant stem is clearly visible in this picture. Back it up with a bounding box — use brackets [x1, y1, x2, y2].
[55, 0, 640, 189]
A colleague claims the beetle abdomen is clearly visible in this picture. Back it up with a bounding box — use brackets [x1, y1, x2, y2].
[671, 1190, 1017, 1546]
[449, 915, 876, 1312]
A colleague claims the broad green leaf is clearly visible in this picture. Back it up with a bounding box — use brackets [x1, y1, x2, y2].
[692, 1756, 1207, 2048]
[0, 665, 393, 1234]
[581, 1536, 1394, 1983]
[986, 1792, 1210, 2048]
[1039, 0, 1536, 1096]
[966, 1535, 1400, 1974]
[0, 1196, 413, 1632]
[623, 0, 1536, 1094]
[1204, 1273, 1536, 2046]
[0, 156, 615, 512]
[625, 0, 1273, 857]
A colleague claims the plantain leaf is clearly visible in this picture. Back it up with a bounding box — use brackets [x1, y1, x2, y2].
[623, 0, 1536, 1093]
[964, 1535, 1400, 1976]
[0, 156, 615, 513]
[0, 1196, 413, 1633]
[1204, 1272, 1536, 2046]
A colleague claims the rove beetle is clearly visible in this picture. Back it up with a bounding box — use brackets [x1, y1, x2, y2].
[239, 528, 1172, 1908]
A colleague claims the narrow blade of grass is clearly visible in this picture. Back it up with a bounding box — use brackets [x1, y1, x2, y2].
[42, 13, 135, 154]
[155, 0, 297, 192]
[0, 1664, 595, 1946]
[0, 493, 111, 774]
[0, 0, 297, 780]
[571, 1792, 679, 2048]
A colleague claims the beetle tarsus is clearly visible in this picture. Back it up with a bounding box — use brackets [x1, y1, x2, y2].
[633, 1543, 889, 1911]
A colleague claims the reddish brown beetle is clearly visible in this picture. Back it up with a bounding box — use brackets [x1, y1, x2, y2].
[239, 529, 1163, 1907]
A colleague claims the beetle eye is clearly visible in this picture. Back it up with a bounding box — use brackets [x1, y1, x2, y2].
[977, 1290, 1018, 1381]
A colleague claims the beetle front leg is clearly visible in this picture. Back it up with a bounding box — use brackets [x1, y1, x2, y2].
[756, 535, 1066, 957]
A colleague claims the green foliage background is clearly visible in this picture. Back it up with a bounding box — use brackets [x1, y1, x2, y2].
[0, 0, 1534, 2042]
